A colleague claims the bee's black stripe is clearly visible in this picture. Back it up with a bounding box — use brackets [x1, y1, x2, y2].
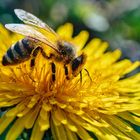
[6, 45, 20, 62]
[22, 39, 33, 53]
[2, 55, 11, 65]
[14, 41, 25, 57]
[2, 44, 19, 65]
[7, 46, 15, 61]
[2, 38, 35, 66]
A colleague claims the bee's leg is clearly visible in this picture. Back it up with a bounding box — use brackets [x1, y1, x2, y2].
[31, 47, 56, 81]
[30, 47, 54, 68]
[38, 48, 56, 82]
[64, 64, 82, 81]
[51, 62, 56, 82]
[64, 65, 69, 80]
[30, 47, 41, 67]
[39, 47, 54, 60]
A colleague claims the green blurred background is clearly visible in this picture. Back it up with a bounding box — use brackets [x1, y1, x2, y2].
[0, 0, 140, 61]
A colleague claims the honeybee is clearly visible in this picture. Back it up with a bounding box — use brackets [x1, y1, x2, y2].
[3, 9, 87, 81]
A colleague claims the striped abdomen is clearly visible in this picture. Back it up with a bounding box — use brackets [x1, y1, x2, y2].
[2, 38, 34, 66]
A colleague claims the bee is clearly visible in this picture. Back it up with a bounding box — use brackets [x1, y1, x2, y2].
[3, 9, 87, 81]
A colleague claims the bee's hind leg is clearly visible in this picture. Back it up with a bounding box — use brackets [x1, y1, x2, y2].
[30, 47, 56, 82]
[30, 47, 53, 68]
[39, 48, 56, 82]
[51, 62, 56, 82]
[64, 65, 70, 80]
[30, 47, 41, 68]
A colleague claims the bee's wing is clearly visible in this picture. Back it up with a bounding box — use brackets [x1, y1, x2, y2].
[5, 24, 59, 52]
[14, 9, 57, 36]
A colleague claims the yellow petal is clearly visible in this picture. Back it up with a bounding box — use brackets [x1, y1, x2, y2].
[122, 61, 140, 75]
[24, 106, 40, 129]
[0, 115, 15, 134]
[57, 23, 73, 38]
[76, 125, 93, 140]
[51, 119, 67, 140]
[6, 117, 25, 140]
[84, 38, 102, 56]
[38, 111, 50, 131]
[65, 126, 78, 140]
[30, 118, 45, 140]
[54, 108, 67, 124]
[118, 112, 140, 126]
[92, 41, 108, 59]
[73, 30, 89, 51]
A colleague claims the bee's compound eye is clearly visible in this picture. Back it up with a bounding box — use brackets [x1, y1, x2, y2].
[61, 50, 66, 55]
[67, 47, 73, 53]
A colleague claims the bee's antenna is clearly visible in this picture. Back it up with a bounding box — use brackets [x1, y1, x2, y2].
[84, 68, 92, 82]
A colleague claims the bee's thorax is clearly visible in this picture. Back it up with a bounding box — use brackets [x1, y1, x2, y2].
[57, 41, 76, 64]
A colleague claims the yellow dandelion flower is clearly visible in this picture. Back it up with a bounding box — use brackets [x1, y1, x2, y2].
[0, 23, 140, 140]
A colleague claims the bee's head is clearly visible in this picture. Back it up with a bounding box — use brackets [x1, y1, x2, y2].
[58, 41, 76, 63]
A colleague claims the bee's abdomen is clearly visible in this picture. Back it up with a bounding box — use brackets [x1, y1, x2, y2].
[2, 39, 34, 66]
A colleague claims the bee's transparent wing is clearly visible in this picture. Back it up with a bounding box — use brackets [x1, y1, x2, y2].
[5, 24, 59, 52]
[14, 9, 57, 36]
